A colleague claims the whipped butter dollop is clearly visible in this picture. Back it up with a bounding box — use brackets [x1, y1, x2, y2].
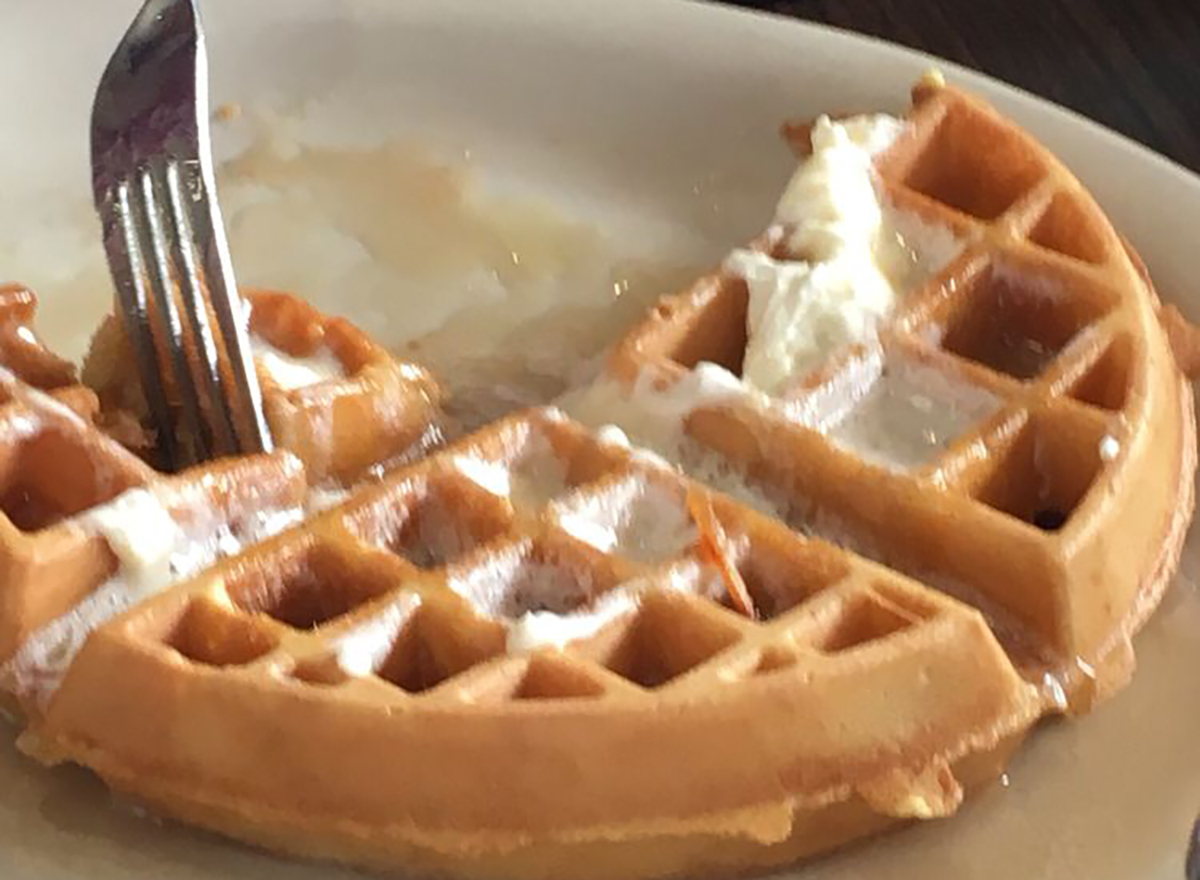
[79, 488, 185, 586]
[729, 114, 957, 395]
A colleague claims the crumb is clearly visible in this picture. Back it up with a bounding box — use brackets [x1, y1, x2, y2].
[919, 68, 947, 89]
[779, 119, 816, 157]
[213, 102, 242, 123]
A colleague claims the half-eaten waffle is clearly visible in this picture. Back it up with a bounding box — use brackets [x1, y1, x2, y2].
[0, 75, 1195, 880]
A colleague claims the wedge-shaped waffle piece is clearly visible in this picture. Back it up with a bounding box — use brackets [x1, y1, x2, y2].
[25, 408, 1040, 880]
[83, 288, 445, 482]
[0, 366, 308, 714]
[8, 77, 1197, 880]
[609, 77, 1195, 712]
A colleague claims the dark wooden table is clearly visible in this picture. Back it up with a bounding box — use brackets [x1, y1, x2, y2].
[723, 0, 1200, 173]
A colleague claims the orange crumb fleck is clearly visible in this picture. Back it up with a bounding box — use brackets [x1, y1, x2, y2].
[687, 486, 756, 619]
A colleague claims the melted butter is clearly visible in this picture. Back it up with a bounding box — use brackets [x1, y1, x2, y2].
[2, 131, 700, 406]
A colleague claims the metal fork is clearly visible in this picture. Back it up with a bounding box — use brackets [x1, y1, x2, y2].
[91, 0, 272, 470]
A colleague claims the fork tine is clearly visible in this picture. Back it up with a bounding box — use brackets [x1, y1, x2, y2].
[92, 0, 274, 464]
[181, 0, 271, 456]
[187, 165, 273, 455]
[109, 181, 182, 472]
[160, 159, 241, 457]
[131, 164, 212, 465]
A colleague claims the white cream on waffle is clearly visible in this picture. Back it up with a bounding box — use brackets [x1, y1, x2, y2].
[553, 477, 697, 563]
[504, 556, 722, 654]
[2, 485, 305, 709]
[727, 114, 962, 394]
[452, 430, 572, 510]
[562, 115, 974, 492]
[559, 372, 794, 519]
[506, 591, 638, 653]
[559, 361, 758, 454]
[785, 346, 1004, 472]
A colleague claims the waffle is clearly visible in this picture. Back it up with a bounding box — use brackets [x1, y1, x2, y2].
[0, 284, 442, 711]
[0, 368, 308, 706]
[3, 75, 1196, 880]
[22, 407, 1041, 880]
[0, 287, 304, 683]
[83, 287, 446, 483]
[0, 284, 79, 392]
[610, 76, 1196, 711]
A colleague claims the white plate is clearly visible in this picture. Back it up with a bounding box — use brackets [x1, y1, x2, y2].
[1, 2, 1198, 879]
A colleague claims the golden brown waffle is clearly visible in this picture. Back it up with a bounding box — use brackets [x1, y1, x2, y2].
[249, 289, 446, 483]
[4, 77, 1196, 880]
[0, 281, 441, 691]
[611, 77, 1196, 712]
[0, 284, 306, 683]
[24, 408, 1041, 880]
[0, 365, 307, 684]
[83, 288, 445, 482]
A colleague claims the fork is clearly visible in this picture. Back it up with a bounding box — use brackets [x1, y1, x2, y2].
[91, 0, 272, 470]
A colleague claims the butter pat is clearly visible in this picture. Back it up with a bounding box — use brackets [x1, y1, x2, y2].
[730, 248, 894, 395]
[2, 488, 305, 707]
[775, 114, 904, 262]
[729, 114, 960, 395]
[76, 488, 183, 586]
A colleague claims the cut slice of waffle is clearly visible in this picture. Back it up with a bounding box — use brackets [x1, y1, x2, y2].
[0, 367, 308, 709]
[0, 285, 307, 685]
[610, 76, 1196, 712]
[25, 408, 1041, 880]
[82, 288, 445, 483]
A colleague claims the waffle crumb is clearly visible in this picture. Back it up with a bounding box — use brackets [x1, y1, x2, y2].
[919, 68, 947, 90]
[213, 101, 242, 122]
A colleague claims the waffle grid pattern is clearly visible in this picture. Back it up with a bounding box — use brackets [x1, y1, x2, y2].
[98, 410, 1010, 713]
[610, 81, 1190, 704]
[4, 80, 1192, 880]
[0, 368, 154, 663]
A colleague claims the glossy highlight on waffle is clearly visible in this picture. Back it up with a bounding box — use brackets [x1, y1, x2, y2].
[0, 76, 1195, 880]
